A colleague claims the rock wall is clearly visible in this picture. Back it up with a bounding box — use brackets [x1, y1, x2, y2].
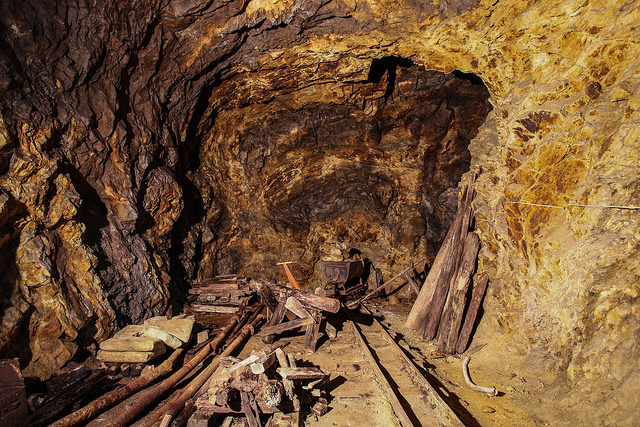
[1, 0, 639, 423]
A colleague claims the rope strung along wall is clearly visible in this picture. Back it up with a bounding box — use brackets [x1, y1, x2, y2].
[503, 201, 640, 211]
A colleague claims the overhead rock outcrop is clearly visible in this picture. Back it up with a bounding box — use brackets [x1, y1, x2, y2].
[0, 0, 639, 423]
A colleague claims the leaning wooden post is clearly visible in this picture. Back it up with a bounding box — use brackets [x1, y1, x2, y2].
[455, 273, 489, 353]
[437, 232, 481, 353]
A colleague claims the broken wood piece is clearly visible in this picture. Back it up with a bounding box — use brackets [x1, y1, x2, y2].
[251, 352, 276, 375]
[462, 356, 498, 396]
[229, 355, 261, 374]
[311, 397, 329, 416]
[189, 304, 241, 314]
[250, 279, 340, 313]
[259, 317, 315, 337]
[275, 348, 289, 369]
[143, 326, 184, 349]
[240, 391, 261, 427]
[263, 300, 288, 344]
[404, 271, 420, 295]
[285, 296, 312, 319]
[456, 273, 489, 353]
[437, 231, 481, 354]
[276, 367, 326, 380]
[287, 354, 296, 368]
[303, 310, 322, 353]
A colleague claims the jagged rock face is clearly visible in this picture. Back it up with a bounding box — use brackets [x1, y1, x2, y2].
[0, 0, 639, 423]
[201, 65, 490, 285]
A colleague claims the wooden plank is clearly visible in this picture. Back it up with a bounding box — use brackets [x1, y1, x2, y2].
[191, 281, 240, 291]
[404, 271, 420, 295]
[188, 304, 240, 314]
[303, 310, 322, 353]
[259, 317, 314, 337]
[456, 273, 489, 353]
[263, 300, 287, 344]
[284, 296, 312, 319]
[406, 176, 475, 340]
[422, 178, 474, 340]
[275, 348, 289, 368]
[276, 367, 326, 380]
[438, 232, 481, 353]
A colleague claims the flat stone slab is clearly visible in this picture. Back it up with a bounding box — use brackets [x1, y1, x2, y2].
[144, 326, 183, 349]
[144, 316, 195, 343]
[97, 347, 165, 363]
[100, 325, 165, 352]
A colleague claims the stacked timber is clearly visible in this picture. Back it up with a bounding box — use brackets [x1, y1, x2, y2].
[193, 346, 329, 425]
[187, 275, 255, 321]
[405, 175, 489, 354]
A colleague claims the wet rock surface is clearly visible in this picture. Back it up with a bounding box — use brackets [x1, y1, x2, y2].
[0, 0, 639, 424]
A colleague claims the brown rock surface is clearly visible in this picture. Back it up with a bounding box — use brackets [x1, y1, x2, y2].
[0, 0, 638, 423]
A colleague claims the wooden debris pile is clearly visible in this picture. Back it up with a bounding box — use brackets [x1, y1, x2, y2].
[187, 275, 255, 322]
[405, 175, 489, 354]
[195, 346, 329, 426]
[250, 278, 340, 353]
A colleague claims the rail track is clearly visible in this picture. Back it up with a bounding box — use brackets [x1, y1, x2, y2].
[346, 305, 464, 427]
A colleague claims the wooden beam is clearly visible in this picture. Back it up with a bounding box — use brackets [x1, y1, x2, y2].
[437, 232, 481, 354]
[259, 317, 314, 337]
[455, 273, 489, 354]
[250, 279, 340, 313]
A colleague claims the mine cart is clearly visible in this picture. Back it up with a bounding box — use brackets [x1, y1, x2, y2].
[321, 260, 366, 298]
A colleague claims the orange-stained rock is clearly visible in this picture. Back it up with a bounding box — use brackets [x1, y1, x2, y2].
[0, 0, 639, 423]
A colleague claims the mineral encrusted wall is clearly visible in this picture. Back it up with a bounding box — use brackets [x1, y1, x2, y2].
[1, 0, 639, 423]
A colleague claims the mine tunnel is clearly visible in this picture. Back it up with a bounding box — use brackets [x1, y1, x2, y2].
[1, 0, 639, 425]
